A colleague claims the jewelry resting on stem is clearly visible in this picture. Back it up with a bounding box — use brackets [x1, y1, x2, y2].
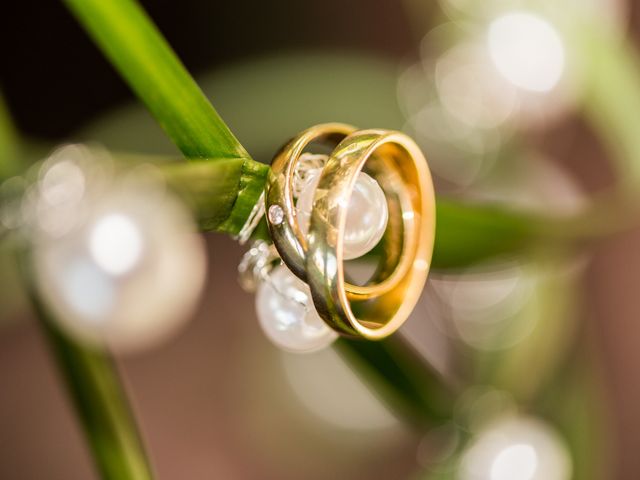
[238, 123, 436, 352]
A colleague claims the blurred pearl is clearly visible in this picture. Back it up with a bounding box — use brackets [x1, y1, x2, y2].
[459, 415, 572, 480]
[488, 12, 565, 93]
[89, 213, 143, 276]
[32, 154, 206, 353]
[297, 168, 388, 260]
[256, 264, 337, 353]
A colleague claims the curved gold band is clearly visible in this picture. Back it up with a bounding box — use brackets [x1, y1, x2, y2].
[266, 124, 436, 340]
[266, 123, 356, 282]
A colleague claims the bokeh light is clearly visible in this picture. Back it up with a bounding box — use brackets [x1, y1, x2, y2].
[490, 444, 537, 480]
[438, 0, 629, 30]
[430, 264, 538, 351]
[488, 12, 565, 93]
[89, 213, 143, 276]
[436, 43, 517, 129]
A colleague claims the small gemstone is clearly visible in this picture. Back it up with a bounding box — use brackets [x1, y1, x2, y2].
[268, 204, 284, 225]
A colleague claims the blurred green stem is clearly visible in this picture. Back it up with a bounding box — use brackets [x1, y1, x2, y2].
[161, 159, 621, 269]
[580, 19, 640, 194]
[334, 337, 453, 425]
[26, 274, 153, 480]
[62, 0, 248, 161]
[0, 93, 21, 179]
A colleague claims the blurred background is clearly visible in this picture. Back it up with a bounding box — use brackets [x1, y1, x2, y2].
[1, 0, 639, 478]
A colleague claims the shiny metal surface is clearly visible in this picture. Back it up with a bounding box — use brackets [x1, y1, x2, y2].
[265, 123, 356, 281]
[266, 125, 436, 340]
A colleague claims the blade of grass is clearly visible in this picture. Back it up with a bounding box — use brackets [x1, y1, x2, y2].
[62, 0, 248, 162]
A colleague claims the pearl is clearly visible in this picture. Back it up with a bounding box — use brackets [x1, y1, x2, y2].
[255, 264, 337, 353]
[460, 415, 572, 480]
[488, 13, 565, 93]
[31, 148, 207, 353]
[296, 168, 388, 260]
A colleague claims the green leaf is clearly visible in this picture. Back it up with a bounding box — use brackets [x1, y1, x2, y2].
[0, 93, 21, 180]
[63, 0, 248, 162]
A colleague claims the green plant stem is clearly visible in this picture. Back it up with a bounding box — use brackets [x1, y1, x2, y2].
[579, 19, 640, 194]
[160, 157, 269, 233]
[335, 336, 453, 426]
[0, 93, 21, 179]
[62, 0, 248, 162]
[24, 273, 152, 480]
[159, 159, 618, 268]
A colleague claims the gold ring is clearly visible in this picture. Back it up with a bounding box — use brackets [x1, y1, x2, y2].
[266, 123, 356, 281]
[266, 125, 435, 340]
[266, 122, 396, 299]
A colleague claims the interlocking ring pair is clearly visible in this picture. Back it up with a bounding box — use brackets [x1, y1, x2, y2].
[265, 123, 436, 340]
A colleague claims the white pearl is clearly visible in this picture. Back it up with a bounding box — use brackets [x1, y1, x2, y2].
[296, 168, 388, 260]
[256, 264, 337, 353]
[460, 414, 572, 480]
[31, 148, 207, 353]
